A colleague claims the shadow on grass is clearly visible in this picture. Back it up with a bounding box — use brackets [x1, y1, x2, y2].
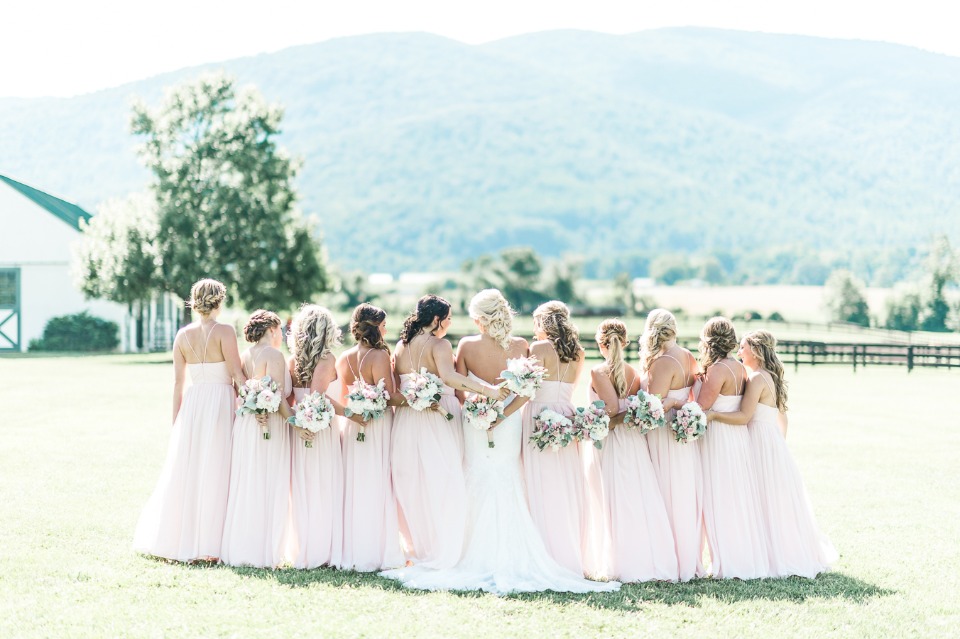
[179, 560, 892, 610]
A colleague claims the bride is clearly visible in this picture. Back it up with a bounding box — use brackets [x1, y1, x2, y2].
[381, 289, 619, 594]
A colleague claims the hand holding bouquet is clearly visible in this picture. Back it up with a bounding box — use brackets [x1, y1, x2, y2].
[672, 402, 708, 443]
[574, 400, 610, 449]
[624, 390, 666, 434]
[463, 393, 505, 448]
[530, 409, 577, 452]
[287, 391, 335, 447]
[400, 368, 453, 421]
[500, 357, 547, 399]
[237, 376, 282, 440]
[344, 378, 390, 442]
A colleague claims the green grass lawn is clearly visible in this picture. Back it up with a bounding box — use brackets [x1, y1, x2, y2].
[1, 354, 958, 638]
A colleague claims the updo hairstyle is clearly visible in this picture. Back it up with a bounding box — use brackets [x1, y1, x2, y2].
[743, 330, 789, 411]
[698, 316, 738, 372]
[243, 309, 281, 343]
[533, 300, 583, 364]
[469, 289, 514, 350]
[639, 308, 678, 374]
[189, 278, 226, 315]
[288, 305, 342, 387]
[351, 303, 389, 351]
[401, 295, 451, 345]
[595, 318, 629, 398]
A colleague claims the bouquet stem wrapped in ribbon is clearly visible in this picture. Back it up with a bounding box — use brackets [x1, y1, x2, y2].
[344, 379, 390, 442]
[236, 376, 282, 440]
[287, 391, 335, 447]
[400, 368, 453, 421]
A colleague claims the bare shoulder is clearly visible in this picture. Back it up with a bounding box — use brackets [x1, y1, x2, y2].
[457, 334, 480, 352]
[365, 348, 391, 364]
[591, 362, 609, 375]
[214, 322, 237, 338]
[529, 340, 553, 356]
[432, 336, 454, 354]
[510, 336, 529, 352]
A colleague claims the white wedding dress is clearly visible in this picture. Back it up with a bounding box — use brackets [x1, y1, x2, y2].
[380, 373, 620, 595]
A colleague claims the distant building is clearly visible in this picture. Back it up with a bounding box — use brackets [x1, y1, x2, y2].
[0, 175, 176, 352]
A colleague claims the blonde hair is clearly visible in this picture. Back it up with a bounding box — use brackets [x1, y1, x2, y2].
[189, 278, 226, 315]
[639, 308, 677, 374]
[698, 316, 738, 372]
[743, 330, 789, 412]
[288, 304, 342, 387]
[595, 319, 628, 398]
[533, 300, 583, 363]
[469, 289, 514, 350]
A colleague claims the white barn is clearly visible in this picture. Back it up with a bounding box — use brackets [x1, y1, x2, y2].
[0, 174, 177, 352]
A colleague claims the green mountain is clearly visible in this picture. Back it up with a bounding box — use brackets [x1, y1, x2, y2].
[2, 28, 958, 277]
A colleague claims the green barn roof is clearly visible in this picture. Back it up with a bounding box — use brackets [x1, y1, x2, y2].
[0, 174, 92, 231]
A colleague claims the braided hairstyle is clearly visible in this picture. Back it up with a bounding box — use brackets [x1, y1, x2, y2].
[400, 295, 451, 345]
[469, 289, 514, 350]
[351, 303, 389, 351]
[639, 308, 678, 374]
[243, 309, 281, 343]
[189, 278, 226, 315]
[288, 304, 342, 388]
[595, 318, 629, 398]
[533, 300, 583, 364]
[698, 316, 738, 373]
[743, 330, 789, 412]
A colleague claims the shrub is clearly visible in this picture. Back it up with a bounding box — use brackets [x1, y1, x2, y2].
[767, 311, 785, 322]
[738, 310, 763, 321]
[29, 312, 119, 352]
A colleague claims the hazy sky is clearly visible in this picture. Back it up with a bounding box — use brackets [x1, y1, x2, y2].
[3, 0, 955, 97]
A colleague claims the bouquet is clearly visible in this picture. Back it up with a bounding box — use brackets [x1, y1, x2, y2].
[400, 368, 453, 421]
[623, 390, 666, 434]
[344, 378, 390, 442]
[287, 391, 335, 447]
[573, 400, 610, 449]
[529, 409, 577, 452]
[236, 376, 282, 440]
[671, 402, 708, 443]
[463, 393, 505, 448]
[500, 357, 547, 399]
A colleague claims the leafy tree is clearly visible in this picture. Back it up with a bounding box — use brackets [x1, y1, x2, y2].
[918, 234, 956, 332]
[695, 256, 726, 285]
[823, 269, 870, 326]
[613, 272, 636, 316]
[131, 73, 328, 311]
[545, 260, 583, 306]
[331, 271, 378, 312]
[74, 193, 162, 349]
[884, 287, 922, 331]
[650, 254, 692, 285]
[462, 247, 548, 312]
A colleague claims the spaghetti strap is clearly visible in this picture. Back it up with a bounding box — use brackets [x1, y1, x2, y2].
[351, 347, 374, 385]
[555, 350, 570, 402]
[244, 349, 262, 379]
[661, 353, 686, 385]
[718, 359, 744, 395]
[759, 372, 776, 401]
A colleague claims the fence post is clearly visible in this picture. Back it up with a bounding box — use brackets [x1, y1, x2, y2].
[852, 344, 857, 372]
[794, 343, 799, 372]
[907, 346, 914, 373]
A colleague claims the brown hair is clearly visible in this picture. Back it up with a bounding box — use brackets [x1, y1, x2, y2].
[743, 330, 789, 412]
[401, 295, 451, 345]
[189, 278, 226, 315]
[288, 305, 342, 387]
[639, 308, 677, 374]
[351, 303, 389, 351]
[243, 309, 281, 343]
[698, 316, 738, 372]
[595, 319, 628, 398]
[533, 300, 583, 364]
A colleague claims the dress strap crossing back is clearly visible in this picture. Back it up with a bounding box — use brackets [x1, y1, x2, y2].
[351, 347, 374, 385]
[662, 352, 687, 388]
[760, 371, 777, 403]
[184, 322, 215, 366]
[414, 336, 431, 373]
[555, 350, 569, 402]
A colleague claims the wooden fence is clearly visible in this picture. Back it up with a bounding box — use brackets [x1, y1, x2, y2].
[445, 335, 960, 372]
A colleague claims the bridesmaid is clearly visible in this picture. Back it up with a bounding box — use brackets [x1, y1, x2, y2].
[134, 278, 245, 562]
[591, 319, 677, 582]
[391, 295, 506, 568]
[695, 317, 771, 579]
[337, 303, 404, 572]
[220, 310, 298, 568]
[521, 301, 603, 577]
[286, 304, 346, 569]
[641, 309, 704, 581]
[706, 330, 837, 578]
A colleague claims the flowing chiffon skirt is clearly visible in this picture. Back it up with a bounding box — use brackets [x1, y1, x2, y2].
[341, 409, 404, 571]
[133, 363, 234, 562]
[390, 389, 466, 569]
[750, 404, 837, 577]
[700, 395, 771, 579]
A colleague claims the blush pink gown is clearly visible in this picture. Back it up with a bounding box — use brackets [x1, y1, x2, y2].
[749, 402, 837, 577]
[220, 365, 294, 568]
[390, 380, 466, 569]
[647, 385, 704, 581]
[594, 393, 678, 582]
[521, 380, 606, 578]
[133, 358, 234, 561]
[340, 374, 404, 572]
[699, 388, 771, 579]
[288, 382, 344, 569]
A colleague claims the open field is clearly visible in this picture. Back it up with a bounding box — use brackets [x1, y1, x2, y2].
[1, 354, 958, 638]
